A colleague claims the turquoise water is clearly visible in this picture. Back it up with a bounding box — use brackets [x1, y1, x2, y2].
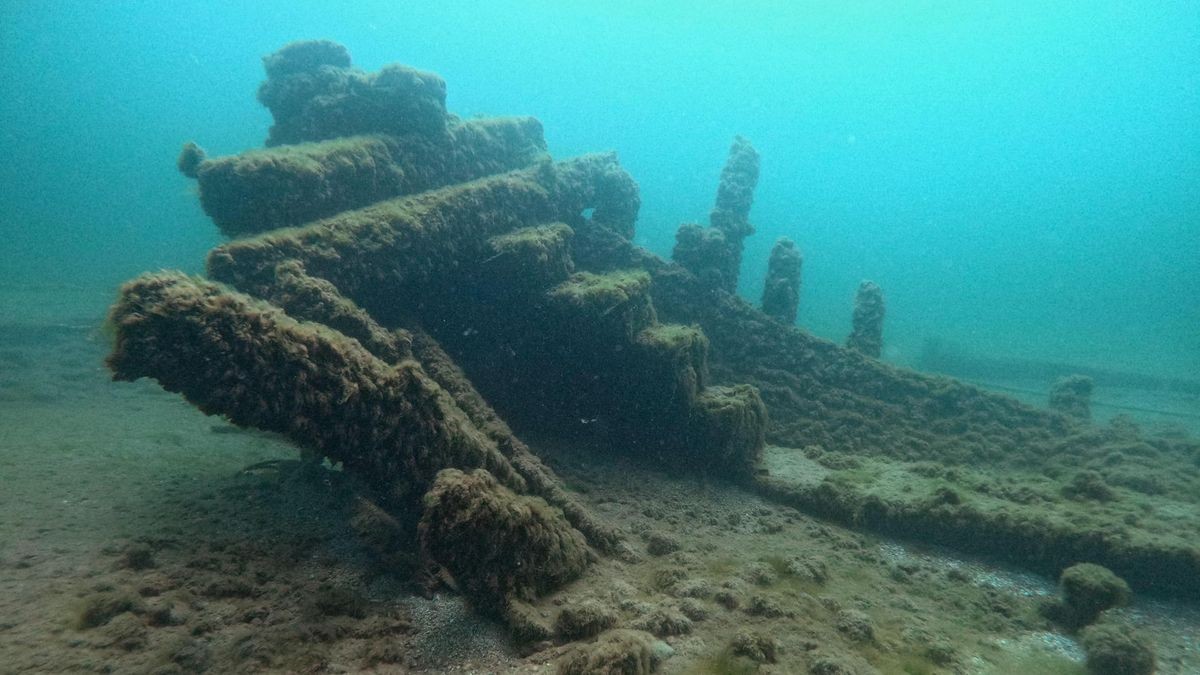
[2, 2, 1196, 381]
[1, 4, 1199, 672]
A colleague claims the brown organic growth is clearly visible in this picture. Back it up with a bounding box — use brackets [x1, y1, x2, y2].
[672, 136, 760, 292]
[846, 280, 885, 358]
[105, 273, 526, 504]
[761, 236, 802, 325]
[257, 39, 446, 145]
[1049, 373, 1095, 421]
[103, 38, 1200, 673]
[187, 119, 548, 236]
[418, 468, 590, 610]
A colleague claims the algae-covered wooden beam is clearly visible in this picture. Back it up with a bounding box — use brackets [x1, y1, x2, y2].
[260, 259, 413, 363]
[752, 446, 1200, 599]
[183, 117, 548, 237]
[105, 271, 527, 505]
[419, 468, 591, 612]
[484, 223, 577, 295]
[407, 326, 625, 553]
[206, 154, 640, 306]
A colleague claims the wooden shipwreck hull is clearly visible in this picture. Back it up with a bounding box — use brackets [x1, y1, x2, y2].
[108, 40, 1200, 625]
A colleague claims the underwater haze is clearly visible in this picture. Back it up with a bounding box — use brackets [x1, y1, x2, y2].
[6, 3, 1200, 674]
[3, 1, 1197, 380]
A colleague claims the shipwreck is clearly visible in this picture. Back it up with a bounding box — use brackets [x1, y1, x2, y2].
[106, 39, 1200, 670]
